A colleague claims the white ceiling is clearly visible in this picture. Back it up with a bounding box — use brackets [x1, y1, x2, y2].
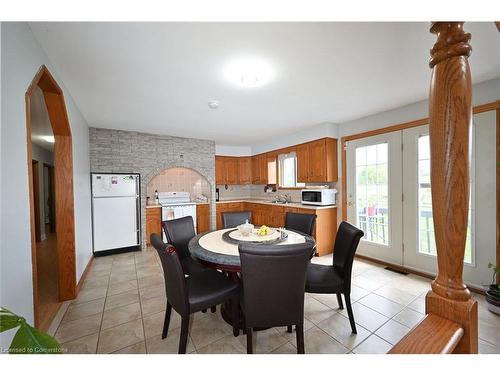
[29, 22, 500, 145]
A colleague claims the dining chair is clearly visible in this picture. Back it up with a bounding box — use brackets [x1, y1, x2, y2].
[162, 216, 205, 275]
[305, 221, 364, 333]
[238, 242, 314, 354]
[285, 212, 317, 236]
[222, 211, 252, 228]
[150, 233, 240, 353]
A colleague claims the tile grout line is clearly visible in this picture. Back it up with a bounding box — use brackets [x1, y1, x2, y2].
[93, 256, 116, 353]
[135, 251, 149, 353]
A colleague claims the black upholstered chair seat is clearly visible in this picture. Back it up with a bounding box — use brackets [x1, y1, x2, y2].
[187, 271, 240, 312]
[305, 221, 364, 334]
[239, 242, 314, 354]
[150, 233, 240, 353]
[306, 264, 344, 293]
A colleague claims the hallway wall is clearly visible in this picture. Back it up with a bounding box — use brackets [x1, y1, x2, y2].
[0, 22, 93, 344]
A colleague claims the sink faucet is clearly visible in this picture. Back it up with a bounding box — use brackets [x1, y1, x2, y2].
[275, 194, 291, 203]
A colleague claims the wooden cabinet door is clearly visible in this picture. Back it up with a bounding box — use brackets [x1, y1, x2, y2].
[296, 143, 310, 182]
[225, 157, 239, 185]
[215, 156, 225, 185]
[238, 157, 252, 184]
[196, 204, 210, 234]
[269, 205, 285, 228]
[266, 154, 277, 185]
[146, 208, 162, 245]
[251, 156, 260, 184]
[308, 139, 327, 182]
[259, 154, 268, 184]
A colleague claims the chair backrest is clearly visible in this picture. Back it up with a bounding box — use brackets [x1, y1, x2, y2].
[332, 221, 364, 291]
[238, 242, 314, 328]
[150, 233, 189, 315]
[162, 216, 195, 260]
[222, 211, 252, 229]
[285, 212, 317, 236]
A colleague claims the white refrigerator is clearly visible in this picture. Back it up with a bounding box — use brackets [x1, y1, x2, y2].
[91, 173, 140, 254]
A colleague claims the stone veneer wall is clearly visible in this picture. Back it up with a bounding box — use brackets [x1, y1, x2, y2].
[89, 127, 216, 248]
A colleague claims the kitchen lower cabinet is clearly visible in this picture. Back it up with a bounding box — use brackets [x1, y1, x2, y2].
[216, 202, 245, 229]
[146, 207, 162, 246]
[196, 204, 210, 234]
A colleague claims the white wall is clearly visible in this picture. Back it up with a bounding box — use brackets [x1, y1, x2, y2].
[338, 78, 500, 138]
[336, 77, 500, 226]
[251, 122, 339, 155]
[215, 144, 252, 156]
[0, 22, 92, 342]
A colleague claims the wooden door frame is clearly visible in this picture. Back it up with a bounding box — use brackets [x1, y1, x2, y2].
[340, 100, 500, 284]
[26, 65, 77, 329]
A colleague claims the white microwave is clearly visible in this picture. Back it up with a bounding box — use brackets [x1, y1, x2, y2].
[301, 189, 337, 206]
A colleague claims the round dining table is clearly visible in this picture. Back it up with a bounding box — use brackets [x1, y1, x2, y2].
[188, 227, 316, 331]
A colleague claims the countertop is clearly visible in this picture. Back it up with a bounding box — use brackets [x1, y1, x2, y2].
[215, 199, 337, 210]
[146, 199, 336, 210]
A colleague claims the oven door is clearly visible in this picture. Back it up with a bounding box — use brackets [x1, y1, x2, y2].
[302, 191, 322, 205]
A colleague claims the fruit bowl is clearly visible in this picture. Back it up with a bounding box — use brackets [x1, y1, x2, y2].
[254, 225, 275, 237]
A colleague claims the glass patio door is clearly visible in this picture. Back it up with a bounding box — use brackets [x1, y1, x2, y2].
[346, 132, 403, 265]
[402, 112, 496, 288]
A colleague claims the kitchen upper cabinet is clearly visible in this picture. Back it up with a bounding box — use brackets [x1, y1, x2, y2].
[297, 138, 338, 183]
[224, 157, 239, 185]
[215, 156, 225, 185]
[267, 153, 277, 185]
[296, 143, 310, 182]
[251, 156, 260, 184]
[238, 157, 252, 184]
[216, 156, 240, 185]
[259, 154, 268, 184]
[251, 153, 268, 184]
[216, 137, 337, 185]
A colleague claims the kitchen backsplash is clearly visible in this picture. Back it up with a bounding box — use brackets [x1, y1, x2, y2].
[217, 183, 336, 202]
[147, 167, 210, 203]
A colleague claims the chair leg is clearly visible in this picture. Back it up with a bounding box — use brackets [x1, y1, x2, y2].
[178, 316, 190, 354]
[345, 293, 357, 334]
[296, 324, 305, 354]
[211, 306, 216, 313]
[246, 328, 253, 354]
[231, 296, 239, 337]
[162, 302, 172, 339]
[287, 325, 293, 333]
[336, 293, 344, 309]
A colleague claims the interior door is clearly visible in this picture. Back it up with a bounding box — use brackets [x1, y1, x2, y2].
[346, 132, 403, 265]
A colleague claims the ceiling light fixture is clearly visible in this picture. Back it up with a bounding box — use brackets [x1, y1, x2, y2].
[223, 57, 274, 88]
[41, 135, 55, 143]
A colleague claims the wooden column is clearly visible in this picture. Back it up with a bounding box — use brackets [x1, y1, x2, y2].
[425, 22, 478, 353]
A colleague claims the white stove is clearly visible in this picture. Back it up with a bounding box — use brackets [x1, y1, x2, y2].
[158, 192, 197, 241]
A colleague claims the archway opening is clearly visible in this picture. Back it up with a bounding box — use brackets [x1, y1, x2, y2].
[146, 167, 212, 239]
[26, 65, 77, 331]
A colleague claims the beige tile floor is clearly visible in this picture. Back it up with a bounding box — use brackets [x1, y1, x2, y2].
[53, 248, 500, 354]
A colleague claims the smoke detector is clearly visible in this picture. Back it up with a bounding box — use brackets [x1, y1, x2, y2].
[208, 100, 219, 109]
